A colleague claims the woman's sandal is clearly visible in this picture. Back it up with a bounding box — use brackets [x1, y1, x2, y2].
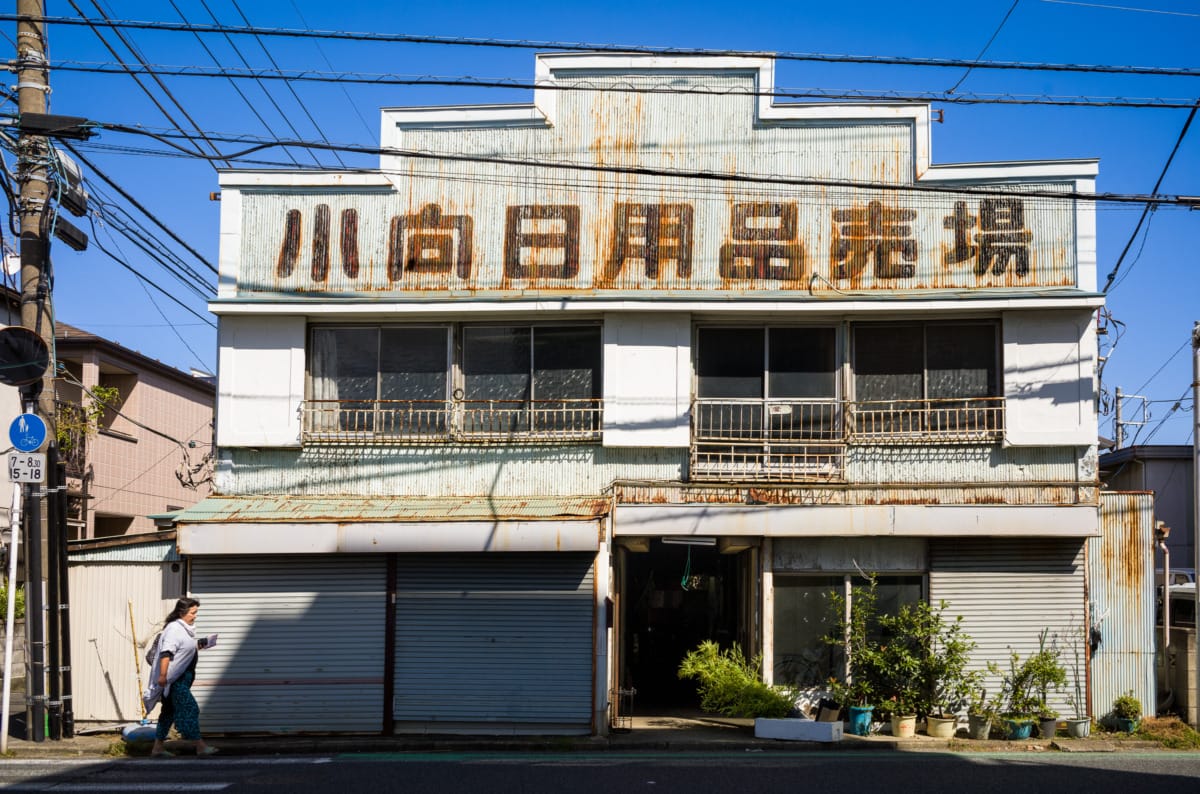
[151, 750, 174, 758]
[197, 746, 219, 756]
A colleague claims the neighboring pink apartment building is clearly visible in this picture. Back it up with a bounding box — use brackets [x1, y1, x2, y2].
[54, 322, 214, 539]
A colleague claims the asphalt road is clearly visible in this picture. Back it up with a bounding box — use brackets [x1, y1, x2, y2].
[1, 751, 1199, 793]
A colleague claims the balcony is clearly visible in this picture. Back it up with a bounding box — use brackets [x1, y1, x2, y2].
[849, 397, 1005, 444]
[301, 398, 603, 444]
[690, 396, 1005, 482]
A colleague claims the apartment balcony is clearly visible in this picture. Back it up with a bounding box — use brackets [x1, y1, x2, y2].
[300, 398, 603, 445]
[690, 396, 1005, 482]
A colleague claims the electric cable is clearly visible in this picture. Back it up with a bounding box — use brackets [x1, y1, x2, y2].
[227, 0, 347, 168]
[11, 13, 1200, 78]
[165, 0, 303, 169]
[40, 61, 1200, 109]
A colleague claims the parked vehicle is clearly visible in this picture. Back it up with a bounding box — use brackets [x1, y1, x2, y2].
[1158, 584, 1196, 629]
[1157, 568, 1196, 588]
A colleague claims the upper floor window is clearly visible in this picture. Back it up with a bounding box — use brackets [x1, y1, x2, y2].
[852, 322, 1000, 440]
[692, 326, 842, 481]
[305, 324, 601, 442]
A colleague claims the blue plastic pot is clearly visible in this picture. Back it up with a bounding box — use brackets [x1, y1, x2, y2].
[1004, 718, 1034, 739]
[847, 705, 873, 736]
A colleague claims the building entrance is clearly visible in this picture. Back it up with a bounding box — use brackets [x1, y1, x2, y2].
[616, 538, 752, 709]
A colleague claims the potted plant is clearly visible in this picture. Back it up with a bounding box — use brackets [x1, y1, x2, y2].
[992, 651, 1039, 739]
[967, 683, 1002, 740]
[824, 577, 884, 736]
[1111, 691, 1141, 733]
[827, 676, 874, 737]
[881, 602, 978, 739]
[1027, 630, 1067, 740]
[1061, 626, 1091, 738]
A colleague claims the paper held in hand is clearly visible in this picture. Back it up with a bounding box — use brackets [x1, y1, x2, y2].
[201, 633, 218, 649]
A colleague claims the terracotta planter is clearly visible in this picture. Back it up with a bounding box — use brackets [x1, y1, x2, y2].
[891, 714, 917, 738]
[925, 715, 958, 738]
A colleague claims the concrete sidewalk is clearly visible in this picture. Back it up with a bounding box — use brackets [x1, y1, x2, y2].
[1, 713, 1158, 759]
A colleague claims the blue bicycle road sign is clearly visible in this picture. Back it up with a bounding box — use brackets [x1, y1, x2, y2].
[9, 413, 47, 453]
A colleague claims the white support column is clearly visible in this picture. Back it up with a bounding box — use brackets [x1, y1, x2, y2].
[761, 537, 774, 686]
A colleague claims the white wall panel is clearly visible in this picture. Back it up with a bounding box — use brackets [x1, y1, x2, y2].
[1003, 310, 1096, 446]
[602, 313, 691, 448]
[216, 315, 305, 447]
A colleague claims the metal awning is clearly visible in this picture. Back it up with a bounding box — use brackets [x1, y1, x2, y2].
[173, 495, 609, 555]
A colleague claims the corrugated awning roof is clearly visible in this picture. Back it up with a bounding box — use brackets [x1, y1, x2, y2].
[171, 495, 610, 524]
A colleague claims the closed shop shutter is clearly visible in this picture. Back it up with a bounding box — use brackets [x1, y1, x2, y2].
[393, 553, 595, 732]
[190, 555, 387, 733]
[929, 538, 1085, 716]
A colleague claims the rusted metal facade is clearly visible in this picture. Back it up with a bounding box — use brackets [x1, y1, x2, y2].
[189, 54, 1107, 735]
[1089, 492, 1157, 720]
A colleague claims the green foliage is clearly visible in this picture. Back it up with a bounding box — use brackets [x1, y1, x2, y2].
[992, 630, 1067, 718]
[968, 685, 1003, 721]
[824, 579, 979, 719]
[1111, 691, 1142, 721]
[56, 384, 122, 451]
[0, 583, 24, 620]
[824, 576, 883, 708]
[876, 600, 979, 719]
[677, 640, 796, 719]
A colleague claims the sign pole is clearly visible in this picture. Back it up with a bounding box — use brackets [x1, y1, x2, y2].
[1, 485, 22, 753]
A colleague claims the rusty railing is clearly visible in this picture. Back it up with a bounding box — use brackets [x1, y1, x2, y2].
[301, 398, 602, 444]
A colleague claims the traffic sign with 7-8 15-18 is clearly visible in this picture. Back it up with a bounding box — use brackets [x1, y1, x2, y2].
[7, 452, 46, 483]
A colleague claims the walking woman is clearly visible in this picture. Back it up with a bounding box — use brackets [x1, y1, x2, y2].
[148, 598, 217, 757]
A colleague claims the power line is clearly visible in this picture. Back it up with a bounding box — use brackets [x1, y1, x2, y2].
[192, 0, 322, 168]
[85, 221, 216, 328]
[98, 122, 1199, 207]
[165, 0, 303, 168]
[227, 0, 347, 169]
[68, 0, 231, 168]
[1102, 101, 1199, 292]
[948, 0, 1022, 93]
[8, 13, 1200, 78]
[61, 141, 216, 274]
[287, 0, 374, 140]
[41, 61, 1200, 110]
[1041, 0, 1200, 17]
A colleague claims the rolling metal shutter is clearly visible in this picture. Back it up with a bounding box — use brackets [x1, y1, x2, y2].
[393, 553, 595, 733]
[929, 538, 1086, 717]
[190, 555, 387, 733]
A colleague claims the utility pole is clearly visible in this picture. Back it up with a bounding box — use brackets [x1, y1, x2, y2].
[16, 0, 53, 742]
[1114, 386, 1123, 449]
[1191, 321, 1199, 729]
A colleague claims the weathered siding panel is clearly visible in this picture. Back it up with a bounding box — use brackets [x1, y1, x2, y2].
[1089, 492, 1156, 720]
[216, 446, 685, 497]
[67, 562, 184, 723]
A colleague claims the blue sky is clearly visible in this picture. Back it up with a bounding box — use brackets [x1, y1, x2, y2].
[7, 0, 1198, 443]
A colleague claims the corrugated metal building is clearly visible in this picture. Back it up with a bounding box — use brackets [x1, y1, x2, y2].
[169, 54, 1119, 735]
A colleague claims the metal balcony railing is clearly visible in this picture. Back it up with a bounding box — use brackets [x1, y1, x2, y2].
[849, 396, 1005, 444]
[691, 398, 845, 482]
[689, 396, 1005, 482]
[300, 398, 603, 444]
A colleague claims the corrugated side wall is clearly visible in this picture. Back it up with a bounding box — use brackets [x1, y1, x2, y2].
[190, 556, 386, 733]
[393, 553, 595, 734]
[68, 562, 183, 723]
[929, 538, 1086, 718]
[1089, 492, 1156, 719]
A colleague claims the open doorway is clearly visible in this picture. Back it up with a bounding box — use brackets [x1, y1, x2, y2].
[616, 538, 753, 710]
